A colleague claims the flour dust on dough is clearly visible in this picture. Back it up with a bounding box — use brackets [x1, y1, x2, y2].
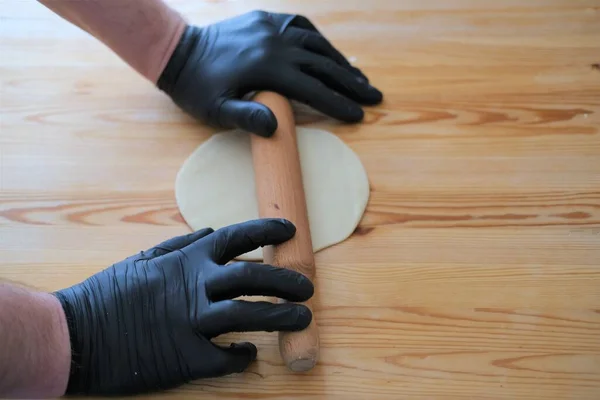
[175, 127, 370, 260]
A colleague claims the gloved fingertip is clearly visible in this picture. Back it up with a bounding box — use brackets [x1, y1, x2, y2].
[351, 66, 369, 83]
[231, 342, 258, 362]
[345, 105, 365, 123]
[194, 227, 215, 239]
[292, 304, 313, 330]
[365, 84, 383, 104]
[296, 273, 315, 300]
[276, 218, 296, 235]
[251, 108, 277, 137]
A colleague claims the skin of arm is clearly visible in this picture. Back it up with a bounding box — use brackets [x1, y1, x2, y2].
[1, 2, 186, 397]
[1, 2, 185, 396]
[38, 0, 186, 83]
[0, 282, 71, 398]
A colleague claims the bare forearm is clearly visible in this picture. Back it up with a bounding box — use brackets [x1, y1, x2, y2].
[0, 282, 71, 398]
[38, 0, 186, 82]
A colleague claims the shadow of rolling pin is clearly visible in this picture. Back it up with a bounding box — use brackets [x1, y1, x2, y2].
[249, 91, 320, 372]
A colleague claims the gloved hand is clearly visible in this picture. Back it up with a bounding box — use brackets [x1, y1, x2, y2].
[54, 219, 313, 396]
[158, 10, 383, 137]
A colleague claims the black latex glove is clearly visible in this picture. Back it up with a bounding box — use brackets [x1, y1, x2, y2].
[54, 219, 313, 396]
[157, 10, 383, 137]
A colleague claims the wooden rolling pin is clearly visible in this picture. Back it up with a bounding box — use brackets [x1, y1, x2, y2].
[249, 91, 319, 372]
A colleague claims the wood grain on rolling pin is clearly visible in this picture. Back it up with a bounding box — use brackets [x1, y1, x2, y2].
[250, 92, 320, 372]
[2, 0, 599, 398]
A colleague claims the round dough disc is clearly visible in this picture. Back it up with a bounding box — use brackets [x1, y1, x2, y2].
[175, 127, 369, 260]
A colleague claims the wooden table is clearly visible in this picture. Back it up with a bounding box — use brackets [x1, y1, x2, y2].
[1, 1, 599, 399]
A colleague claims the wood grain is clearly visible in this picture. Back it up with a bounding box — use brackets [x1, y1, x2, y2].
[251, 92, 320, 372]
[1, 0, 599, 399]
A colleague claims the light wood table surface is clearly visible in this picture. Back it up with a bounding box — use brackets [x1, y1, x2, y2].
[1, 1, 599, 399]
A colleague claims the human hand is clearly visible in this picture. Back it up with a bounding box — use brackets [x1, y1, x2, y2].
[54, 219, 313, 396]
[158, 10, 383, 137]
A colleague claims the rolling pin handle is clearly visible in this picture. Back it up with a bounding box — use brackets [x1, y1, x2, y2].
[249, 91, 320, 372]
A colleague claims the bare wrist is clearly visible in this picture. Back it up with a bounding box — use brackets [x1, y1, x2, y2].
[150, 15, 187, 83]
[41, 292, 72, 398]
[39, 0, 188, 83]
[0, 284, 71, 398]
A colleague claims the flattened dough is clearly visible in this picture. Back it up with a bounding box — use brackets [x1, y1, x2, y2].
[175, 127, 369, 260]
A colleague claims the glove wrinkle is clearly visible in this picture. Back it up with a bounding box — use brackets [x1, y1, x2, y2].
[157, 11, 382, 137]
[53, 219, 313, 395]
